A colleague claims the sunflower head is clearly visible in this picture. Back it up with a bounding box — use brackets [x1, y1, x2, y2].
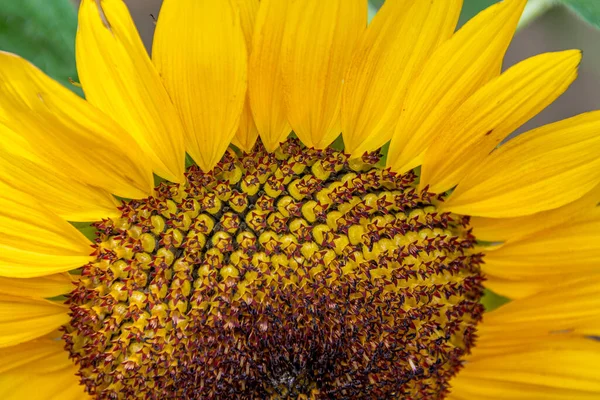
[1, 0, 600, 399]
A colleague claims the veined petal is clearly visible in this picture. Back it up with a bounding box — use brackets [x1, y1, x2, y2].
[0, 273, 73, 298]
[342, 0, 462, 157]
[0, 188, 92, 278]
[233, 93, 260, 153]
[479, 276, 600, 341]
[0, 336, 88, 400]
[0, 52, 153, 199]
[449, 338, 600, 400]
[77, 0, 186, 182]
[450, 278, 600, 399]
[442, 111, 600, 217]
[470, 183, 600, 242]
[231, 0, 260, 153]
[421, 50, 581, 193]
[0, 120, 34, 161]
[483, 276, 558, 300]
[153, 0, 247, 172]
[481, 207, 600, 282]
[248, 0, 291, 152]
[0, 148, 119, 222]
[281, 0, 366, 149]
[387, 0, 526, 174]
[0, 295, 69, 347]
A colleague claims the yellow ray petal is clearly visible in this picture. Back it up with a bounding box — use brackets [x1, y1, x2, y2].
[0, 188, 92, 278]
[281, 0, 366, 149]
[233, 94, 260, 153]
[471, 183, 600, 242]
[0, 53, 153, 198]
[0, 147, 118, 222]
[483, 276, 557, 300]
[0, 336, 88, 400]
[387, 0, 526, 174]
[442, 111, 600, 217]
[0, 120, 35, 161]
[248, 0, 291, 152]
[450, 278, 600, 399]
[480, 208, 600, 282]
[76, 0, 186, 183]
[0, 273, 73, 298]
[449, 339, 600, 400]
[231, 0, 260, 153]
[342, 0, 462, 157]
[153, 0, 247, 172]
[421, 50, 581, 193]
[480, 276, 600, 341]
[0, 295, 69, 347]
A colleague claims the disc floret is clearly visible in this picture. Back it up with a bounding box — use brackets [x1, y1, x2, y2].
[63, 139, 484, 399]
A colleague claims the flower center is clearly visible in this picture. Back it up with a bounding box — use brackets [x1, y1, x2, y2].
[63, 139, 484, 399]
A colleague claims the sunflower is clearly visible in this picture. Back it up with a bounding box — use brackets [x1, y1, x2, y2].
[1, 0, 599, 398]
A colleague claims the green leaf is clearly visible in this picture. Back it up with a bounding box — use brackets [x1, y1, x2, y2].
[560, 0, 600, 29]
[0, 0, 82, 95]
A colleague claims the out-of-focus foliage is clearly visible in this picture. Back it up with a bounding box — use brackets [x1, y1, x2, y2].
[368, 0, 500, 26]
[0, 0, 81, 95]
[561, 0, 600, 29]
[369, 0, 600, 30]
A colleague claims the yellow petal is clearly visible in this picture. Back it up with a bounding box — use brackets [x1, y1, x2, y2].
[0, 336, 88, 400]
[481, 207, 600, 282]
[0, 147, 119, 222]
[281, 0, 366, 149]
[470, 183, 600, 242]
[450, 278, 600, 399]
[342, 0, 462, 156]
[480, 276, 600, 342]
[483, 276, 554, 300]
[153, 0, 247, 172]
[442, 110, 600, 217]
[421, 50, 581, 193]
[387, 0, 526, 174]
[231, 0, 260, 153]
[76, 0, 186, 182]
[0, 273, 73, 298]
[0, 295, 69, 347]
[233, 96, 260, 153]
[449, 338, 600, 400]
[0, 188, 92, 278]
[0, 120, 35, 161]
[248, 0, 291, 152]
[0, 52, 154, 199]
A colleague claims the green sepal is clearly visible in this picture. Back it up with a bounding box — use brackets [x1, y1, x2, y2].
[481, 288, 511, 312]
[70, 221, 98, 242]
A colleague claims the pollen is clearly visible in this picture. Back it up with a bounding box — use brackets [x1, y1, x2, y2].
[62, 139, 485, 399]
